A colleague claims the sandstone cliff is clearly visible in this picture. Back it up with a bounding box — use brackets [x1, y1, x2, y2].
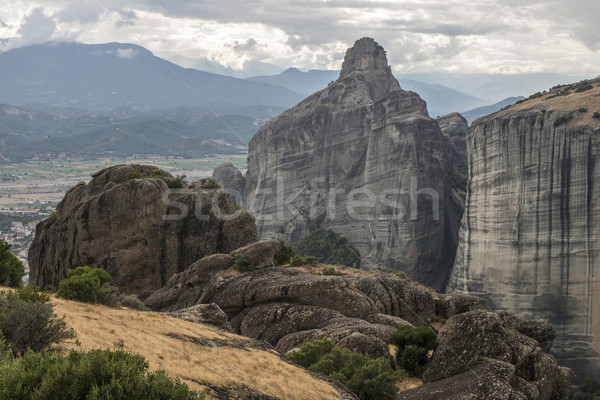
[240, 38, 463, 290]
[449, 78, 600, 380]
[28, 164, 257, 298]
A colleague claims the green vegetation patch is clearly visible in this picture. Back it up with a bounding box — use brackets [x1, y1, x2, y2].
[0, 239, 25, 288]
[293, 229, 361, 268]
[554, 114, 574, 127]
[448, 169, 468, 192]
[390, 325, 437, 378]
[288, 338, 399, 400]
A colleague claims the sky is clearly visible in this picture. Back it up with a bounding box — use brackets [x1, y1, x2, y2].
[0, 0, 599, 76]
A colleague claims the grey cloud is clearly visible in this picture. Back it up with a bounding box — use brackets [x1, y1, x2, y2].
[5, 7, 56, 50]
[230, 38, 258, 52]
[117, 9, 138, 20]
[56, 2, 103, 24]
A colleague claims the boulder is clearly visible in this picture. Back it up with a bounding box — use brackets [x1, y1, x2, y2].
[230, 239, 281, 269]
[435, 293, 488, 319]
[28, 164, 257, 298]
[399, 310, 573, 400]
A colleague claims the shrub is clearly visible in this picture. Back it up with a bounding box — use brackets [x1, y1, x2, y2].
[274, 241, 295, 265]
[0, 239, 25, 287]
[571, 377, 600, 400]
[593, 112, 600, 119]
[290, 255, 318, 266]
[47, 211, 58, 225]
[288, 339, 398, 400]
[232, 253, 255, 273]
[322, 266, 340, 275]
[0, 348, 203, 399]
[124, 169, 144, 181]
[448, 169, 468, 192]
[57, 266, 114, 304]
[554, 114, 574, 127]
[293, 229, 361, 268]
[103, 181, 117, 190]
[390, 325, 437, 353]
[0, 288, 74, 355]
[164, 175, 187, 189]
[119, 294, 149, 311]
[397, 345, 429, 377]
[287, 338, 336, 368]
[574, 83, 594, 93]
[9, 285, 50, 303]
[579, 108, 589, 113]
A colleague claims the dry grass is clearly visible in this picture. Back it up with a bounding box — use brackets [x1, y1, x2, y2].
[490, 78, 600, 129]
[48, 297, 344, 400]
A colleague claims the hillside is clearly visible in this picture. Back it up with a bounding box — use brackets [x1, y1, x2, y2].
[45, 295, 351, 400]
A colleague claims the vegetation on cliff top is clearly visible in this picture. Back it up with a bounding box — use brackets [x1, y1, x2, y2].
[293, 228, 361, 268]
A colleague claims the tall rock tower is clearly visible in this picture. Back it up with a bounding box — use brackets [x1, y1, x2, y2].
[242, 38, 464, 290]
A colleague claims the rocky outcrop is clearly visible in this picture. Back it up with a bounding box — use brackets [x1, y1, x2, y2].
[242, 38, 463, 290]
[436, 112, 468, 176]
[28, 164, 257, 298]
[399, 310, 573, 400]
[448, 78, 600, 379]
[162, 303, 231, 331]
[212, 162, 245, 204]
[145, 246, 489, 361]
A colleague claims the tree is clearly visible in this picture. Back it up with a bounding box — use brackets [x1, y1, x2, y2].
[0, 239, 25, 287]
[293, 229, 361, 267]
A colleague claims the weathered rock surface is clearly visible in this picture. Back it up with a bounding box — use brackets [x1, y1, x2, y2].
[212, 162, 246, 204]
[28, 164, 257, 298]
[145, 248, 463, 357]
[230, 239, 281, 269]
[436, 112, 468, 176]
[399, 310, 573, 400]
[448, 79, 600, 379]
[242, 37, 463, 290]
[162, 303, 231, 331]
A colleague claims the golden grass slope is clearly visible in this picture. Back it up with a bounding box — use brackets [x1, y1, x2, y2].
[50, 297, 347, 400]
[488, 77, 600, 129]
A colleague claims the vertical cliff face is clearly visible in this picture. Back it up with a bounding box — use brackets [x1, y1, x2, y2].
[449, 79, 600, 378]
[242, 38, 463, 290]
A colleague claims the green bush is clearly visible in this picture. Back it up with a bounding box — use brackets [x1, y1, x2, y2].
[397, 345, 429, 377]
[571, 377, 600, 400]
[554, 114, 574, 127]
[0, 288, 74, 355]
[293, 229, 360, 268]
[57, 266, 114, 304]
[579, 108, 589, 113]
[288, 339, 398, 400]
[9, 285, 50, 303]
[594, 112, 600, 119]
[47, 211, 58, 225]
[290, 255, 317, 266]
[274, 241, 295, 265]
[390, 325, 437, 353]
[448, 169, 468, 192]
[124, 169, 144, 181]
[103, 181, 117, 190]
[0, 348, 202, 399]
[232, 253, 255, 273]
[0, 239, 25, 288]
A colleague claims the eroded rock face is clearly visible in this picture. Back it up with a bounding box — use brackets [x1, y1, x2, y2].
[212, 162, 245, 204]
[145, 246, 494, 363]
[28, 164, 257, 298]
[399, 310, 573, 400]
[436, 112, 468, 176]
[448, 80, 600, 379]
[243, 37, 463, 290]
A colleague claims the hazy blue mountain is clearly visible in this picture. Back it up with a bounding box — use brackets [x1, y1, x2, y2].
[461, 96, 526, 125]
[0, 42, 304, 112]
[248, 68, 488, 117]
[397, 72, 591, 103]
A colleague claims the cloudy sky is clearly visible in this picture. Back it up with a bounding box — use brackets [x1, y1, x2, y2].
[0, 0, 599, 76]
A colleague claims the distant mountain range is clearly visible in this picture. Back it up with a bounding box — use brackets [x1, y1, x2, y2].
[0, 42, 304, 112]
[461, 96, 526, 125]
